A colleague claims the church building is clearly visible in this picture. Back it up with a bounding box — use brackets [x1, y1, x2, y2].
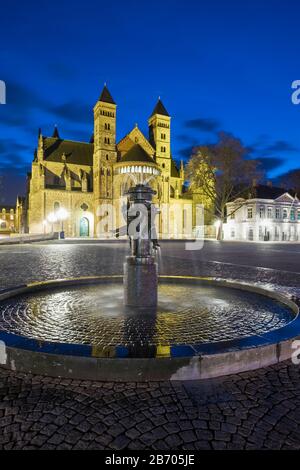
[27, 86, 200, 238]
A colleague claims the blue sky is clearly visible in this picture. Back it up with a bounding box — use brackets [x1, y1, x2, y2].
[0, 0, 300, 203]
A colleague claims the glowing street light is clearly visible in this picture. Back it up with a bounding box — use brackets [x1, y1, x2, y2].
[47, 212, 57, 233]
[56, 208, 69, 239]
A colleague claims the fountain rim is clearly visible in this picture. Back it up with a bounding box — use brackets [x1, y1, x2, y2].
[0, 275, 299, 381]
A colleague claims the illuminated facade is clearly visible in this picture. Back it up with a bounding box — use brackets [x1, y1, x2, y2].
[27, 86, 199, 238]
[224, 186, 300, 242]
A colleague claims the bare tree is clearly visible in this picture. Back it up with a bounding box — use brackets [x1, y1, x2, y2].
[278, 169, 300, 194]
[186, 132, 262, 240]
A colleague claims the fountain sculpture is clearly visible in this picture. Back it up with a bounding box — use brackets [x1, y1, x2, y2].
[123, 184, 158, 309]
[0, 182, 298, 381]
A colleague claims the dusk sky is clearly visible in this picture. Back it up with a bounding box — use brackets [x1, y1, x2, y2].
[0, 0, 300, 204]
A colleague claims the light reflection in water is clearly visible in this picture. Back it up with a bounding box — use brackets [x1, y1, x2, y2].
[0, 283, 294, 350]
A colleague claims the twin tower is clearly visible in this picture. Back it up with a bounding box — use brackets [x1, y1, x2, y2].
[92, 85, 173, 210]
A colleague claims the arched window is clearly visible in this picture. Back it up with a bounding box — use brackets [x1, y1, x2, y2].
[106, 154, 109, 161]
[54, 202, 60, 213]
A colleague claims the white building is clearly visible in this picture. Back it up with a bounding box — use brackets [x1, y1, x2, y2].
[223, 185, 300, 242]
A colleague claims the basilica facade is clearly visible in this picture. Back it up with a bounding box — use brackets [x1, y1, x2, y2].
[27, 86, 200, 238]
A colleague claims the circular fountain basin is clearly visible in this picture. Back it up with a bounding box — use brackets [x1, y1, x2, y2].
[0, 276, 299, 381]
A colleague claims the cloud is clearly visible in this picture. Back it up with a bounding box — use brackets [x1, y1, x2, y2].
[177, 134, 197, 143]
[185, 117, 220, 133]
[5, 81, 49, 109]
[249, 137, 298, 157]
[264, 140, 298, 153]
[50, 101, 92, 124]
[256, 157, 285, 172]
[178, 146, 195, 159]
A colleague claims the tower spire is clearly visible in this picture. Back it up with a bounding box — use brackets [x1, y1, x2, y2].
[150, 98, 169, 117]
[52, 125, 60, 139]
[98, 84, 115, 104]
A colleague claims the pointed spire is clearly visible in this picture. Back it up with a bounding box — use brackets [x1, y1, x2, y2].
[89, 133, 94, 144]
[52, 125, 60, 139]
[38, 127, 42, 138]
[99, 84, 116, 104]
[150, 98, 170, 117]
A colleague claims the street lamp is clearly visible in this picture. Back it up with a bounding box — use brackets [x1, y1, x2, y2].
[47, 212, 57, 232]
[42, 219, 47, 234]
[56, 208, 69, 239]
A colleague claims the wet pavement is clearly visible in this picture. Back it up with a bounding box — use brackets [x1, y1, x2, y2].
[0, 240, 300, 449]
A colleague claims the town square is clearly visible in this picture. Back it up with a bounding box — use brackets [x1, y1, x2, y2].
[1, 0, 300, 457]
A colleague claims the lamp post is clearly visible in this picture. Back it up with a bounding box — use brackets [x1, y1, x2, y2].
[56, 208, 69, 239]
[42, 219, 47, 234]
[47, 212, 57, 233]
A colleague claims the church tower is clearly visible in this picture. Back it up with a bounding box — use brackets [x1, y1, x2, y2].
[148, 99, 171, 202]
[93, 85, 117, 235]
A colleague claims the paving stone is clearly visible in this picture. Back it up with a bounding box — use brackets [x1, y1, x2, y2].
[0, 242, 300, 450]
[110, 434, 130, 450]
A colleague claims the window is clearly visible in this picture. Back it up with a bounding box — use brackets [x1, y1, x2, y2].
[106, 155, 109, 161]
[104, 123, 110, 130]
[0, 222, 5, 229]
[162, 163, 165, 169]
[161, 133, 166, 140]
[54, 202, 60, 213]
[248, 228, 254, 241]
[104, 137, 110, 144]
[275, 207, 280, 219]
[291, 209, 295, 221]
[298, 210, 300, 221]
[283, 208, 288, 219]
[230, 229, 235, 238]
[230, 211, 235, 220]
[267, 207, 272, 219]
[161, 146, 166, 153]
[247, 207, 253, 219]
[259, 206, 265, 218]
[54, 175, 60, 185]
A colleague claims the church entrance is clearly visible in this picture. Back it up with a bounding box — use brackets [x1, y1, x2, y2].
[80, 217, 89, 237]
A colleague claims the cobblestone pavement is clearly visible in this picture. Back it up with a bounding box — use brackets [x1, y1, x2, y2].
[0, 240, 300, 449]
[1, 362, 300, 450]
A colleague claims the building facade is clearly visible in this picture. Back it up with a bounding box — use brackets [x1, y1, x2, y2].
[27, 86, 199, 238]
[223, 185, 300, 242]
[0, 205, 16, 236]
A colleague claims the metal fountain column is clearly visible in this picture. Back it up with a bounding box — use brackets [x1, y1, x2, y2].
[123, 184, 158, 309]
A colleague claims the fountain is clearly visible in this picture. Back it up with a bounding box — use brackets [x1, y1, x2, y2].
[0, 184, 299, 381]
[123, 184, 158, 309]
